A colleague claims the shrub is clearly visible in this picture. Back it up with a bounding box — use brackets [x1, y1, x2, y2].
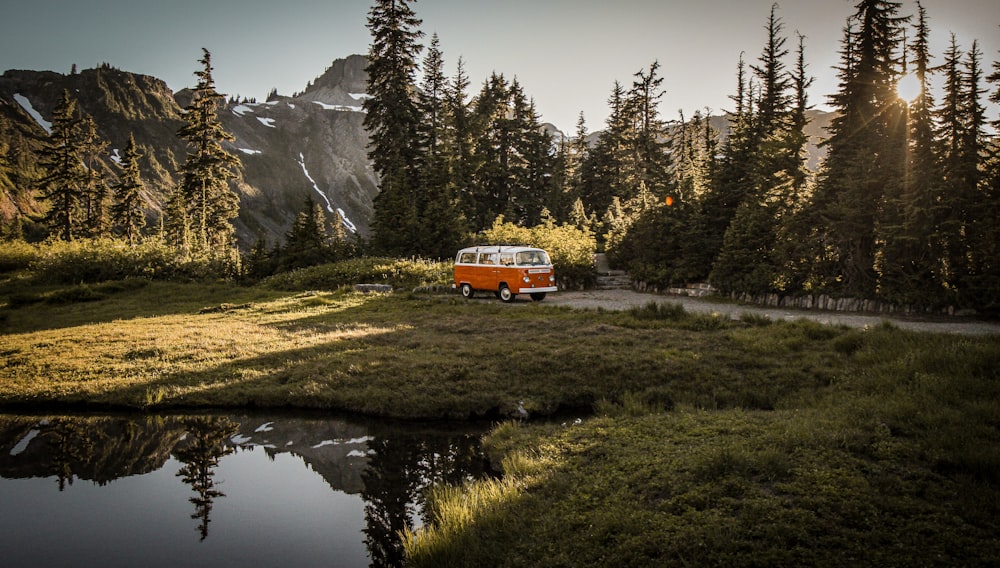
[262, 257, 453, 291]
[28, 238, 242, 283]
[481, 216, 597, 290]
[0, 240, 39, 273]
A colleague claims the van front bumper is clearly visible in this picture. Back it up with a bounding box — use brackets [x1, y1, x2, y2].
[516, 286, 558, 294]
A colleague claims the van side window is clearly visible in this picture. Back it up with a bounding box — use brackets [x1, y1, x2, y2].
[500, 253, 514, 266]
[478, 253, 497, 265]
[458, 252, 476, 264]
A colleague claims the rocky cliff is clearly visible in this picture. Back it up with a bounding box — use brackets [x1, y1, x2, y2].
[0, 54, 376, 247]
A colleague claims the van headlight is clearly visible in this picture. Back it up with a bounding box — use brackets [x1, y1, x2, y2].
[523, 276, 531, 283]
[549, 275, 555, 282]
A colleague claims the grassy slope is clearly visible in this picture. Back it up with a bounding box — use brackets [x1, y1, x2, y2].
[3, 280, 999, 565]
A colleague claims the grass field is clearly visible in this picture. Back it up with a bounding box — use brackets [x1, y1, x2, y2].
[2, 275, 998, 565]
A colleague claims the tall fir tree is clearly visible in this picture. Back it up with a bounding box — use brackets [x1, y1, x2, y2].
[973, 43, 1000, 310]
[174, 48, 241, 253]
[811, 0, 909, 297]
[78, 116, 111, 238]
[111, 134, 146, 246]
[415, 33, 466, 257]
[37, 90, 86, 241]
[445, 57, 477, 234]
[364, 0, 424, 255]
[876, 2, 946, 304]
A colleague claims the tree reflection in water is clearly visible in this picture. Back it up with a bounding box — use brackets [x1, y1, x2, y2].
[361, 425, 495, 567]
[0, 413, 495, 566]
[174, 417, 238, 540]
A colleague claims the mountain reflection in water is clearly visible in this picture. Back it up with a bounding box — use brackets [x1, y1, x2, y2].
[0, 412, 494, 568]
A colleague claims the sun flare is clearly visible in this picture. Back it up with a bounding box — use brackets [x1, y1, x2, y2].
[896, 72, 922, 102]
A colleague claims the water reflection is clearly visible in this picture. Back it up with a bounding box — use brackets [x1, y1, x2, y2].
[0, 412, 494, 567]
[174, 417, 237, 540]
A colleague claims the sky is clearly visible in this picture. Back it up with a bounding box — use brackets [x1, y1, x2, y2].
[1, 0, 997, 132]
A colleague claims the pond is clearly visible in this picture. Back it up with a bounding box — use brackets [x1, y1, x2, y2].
[0, 412, 495, 567]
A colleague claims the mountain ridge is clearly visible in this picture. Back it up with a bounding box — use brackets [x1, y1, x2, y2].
[0, 55, 377, 247]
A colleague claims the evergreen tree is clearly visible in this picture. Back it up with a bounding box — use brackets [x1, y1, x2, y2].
[811, 1, 909, 297]
[876, 2, 946, 304]
[415, 34, 466, 257]
[711, 6, 807, 294]
[280, 195, 331, 270]
[175, 48, 241, 253]
[624, 61, 672, 201]
[37, 90, 86, 241]
[445, 57, 477, 233]
[937, 36, 988, 302]
[578, 82, 629, 216]
[513, 95, 557, 227]
[111, 134, 146, 246]
[462, 76, 561, 229]
[364, 0, 424, 255]
[957, 41, 991, 306]
[972, 44, 1000, 310]
[78, 116, 111, 238]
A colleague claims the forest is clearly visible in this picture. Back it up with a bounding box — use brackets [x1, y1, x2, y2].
[3, 0, 999, 312]
[364, 0, 1000, 312]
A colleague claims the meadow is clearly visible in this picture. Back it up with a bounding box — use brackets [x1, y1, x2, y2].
[2, 251, 998, 565]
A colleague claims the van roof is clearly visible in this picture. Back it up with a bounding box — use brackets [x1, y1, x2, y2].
[457, 245, 546, 254]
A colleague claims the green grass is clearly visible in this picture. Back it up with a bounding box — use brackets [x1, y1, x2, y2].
[0, 279, 854, 416]
[2, 275, 999, 565]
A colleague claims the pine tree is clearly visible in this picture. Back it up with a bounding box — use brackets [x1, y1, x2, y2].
[78, 116, 111, 238]
[175, 48, 241, 253]
[957, 41, 991, 306]
[37, 90, 86, 241]
[578, 82, 629, 217]
[415, 33, 466, 258]
[711, 6, 803, 295]
[876, 2, 946, 304]
[280, 195, 331, 270]
[811, 1, 909, 297]
[446, 57, 477, 233]
[111, 134, 146, 246]
[624, 61, 672, 201]
[971, 44, 1000, 310]
[364, 0, 424, 255]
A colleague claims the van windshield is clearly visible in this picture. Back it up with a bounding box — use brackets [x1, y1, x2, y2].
[516, 250, 550, 266]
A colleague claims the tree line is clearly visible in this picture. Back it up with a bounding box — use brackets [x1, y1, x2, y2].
[365, 0, 1000, 310]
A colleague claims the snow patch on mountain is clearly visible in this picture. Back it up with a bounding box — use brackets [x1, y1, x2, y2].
[257, 117, 277, 128]
[312, 101, 365, 113]
[13, 93, 52, 134]
[297, 152, 357, 233]
[239, 148, 262, 155]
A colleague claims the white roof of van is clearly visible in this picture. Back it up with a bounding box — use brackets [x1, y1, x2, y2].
[457, 245, 545, 254]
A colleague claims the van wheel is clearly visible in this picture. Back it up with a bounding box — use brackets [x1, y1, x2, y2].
[530, 292, 547, 301]
[460, 283, 474, 299]
[499, 285, 515, 303]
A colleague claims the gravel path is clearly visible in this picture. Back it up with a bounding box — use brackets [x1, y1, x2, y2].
[540, 289, 1000, 336]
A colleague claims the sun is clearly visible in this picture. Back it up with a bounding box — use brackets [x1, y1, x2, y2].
[897, 72, 922, 102]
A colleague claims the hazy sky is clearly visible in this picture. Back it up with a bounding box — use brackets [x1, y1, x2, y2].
[1, 0, 997, 130]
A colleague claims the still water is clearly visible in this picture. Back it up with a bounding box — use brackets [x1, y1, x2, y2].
[0, 412, 494, 567]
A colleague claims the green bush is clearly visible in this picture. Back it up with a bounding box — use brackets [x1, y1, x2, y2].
[28, 238, 241, 283]
[261, 257, 453, 291]
[481, 216, 596, 290]
[0, 240, 39, 273]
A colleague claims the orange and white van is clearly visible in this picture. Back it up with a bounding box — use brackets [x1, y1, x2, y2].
[453, 245, 558, 302]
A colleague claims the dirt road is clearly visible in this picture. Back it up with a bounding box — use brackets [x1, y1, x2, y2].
[540, 289, 1000, 336]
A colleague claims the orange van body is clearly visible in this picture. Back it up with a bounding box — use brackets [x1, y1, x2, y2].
[453, 245, 558, 302]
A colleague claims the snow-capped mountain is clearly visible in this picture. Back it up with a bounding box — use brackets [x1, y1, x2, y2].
[0, 54, 376, 247]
